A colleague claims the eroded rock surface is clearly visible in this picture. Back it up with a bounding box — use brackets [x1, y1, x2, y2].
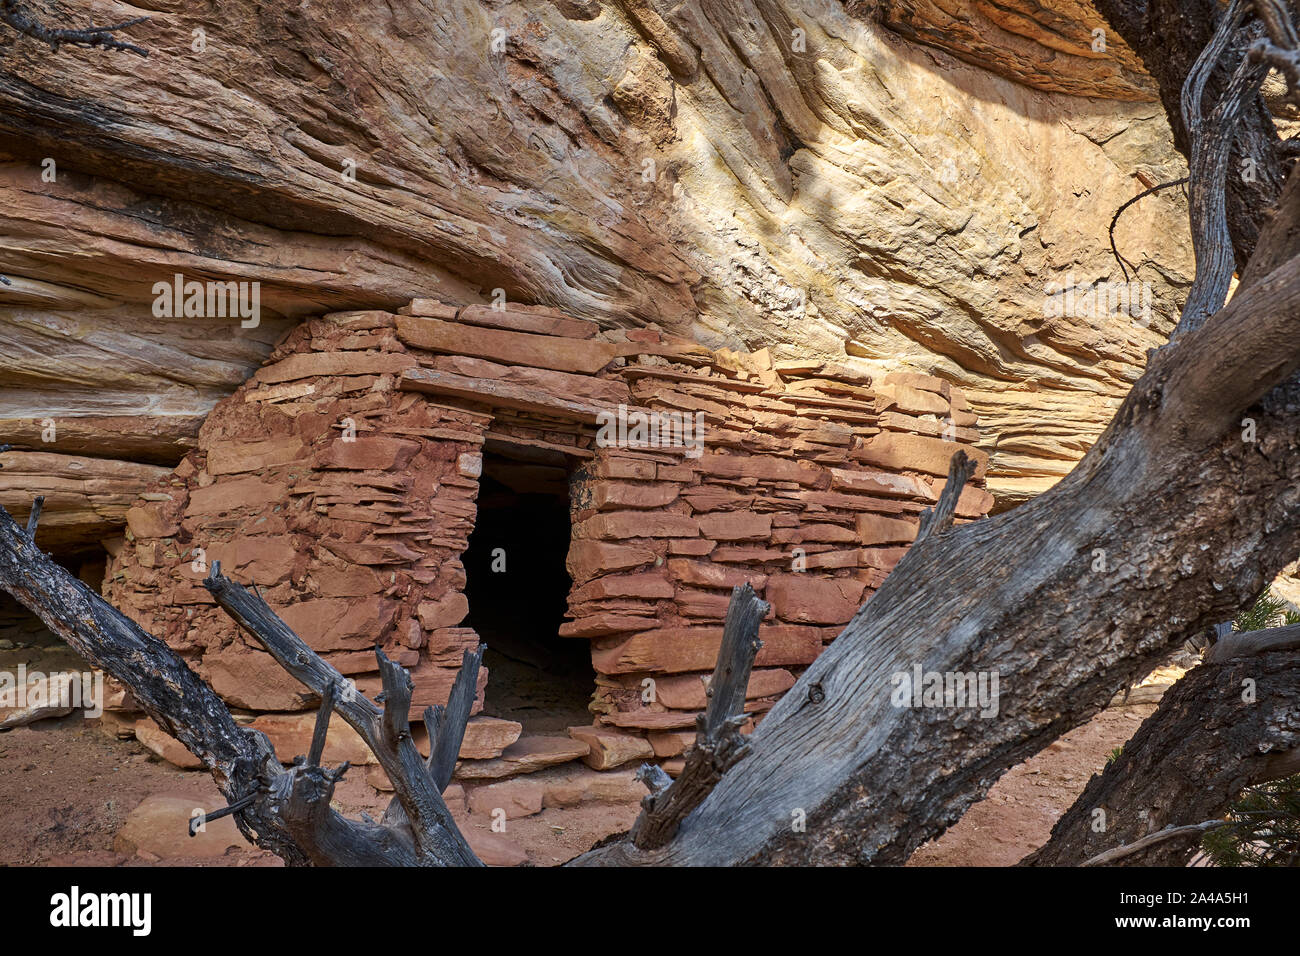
[0, 0, 1193, 538]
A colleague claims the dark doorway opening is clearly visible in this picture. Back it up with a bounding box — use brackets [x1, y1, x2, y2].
[462, 452, 592, 733]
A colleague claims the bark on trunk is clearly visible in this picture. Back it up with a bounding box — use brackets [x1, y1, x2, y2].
[1024, 630, 1300, 866]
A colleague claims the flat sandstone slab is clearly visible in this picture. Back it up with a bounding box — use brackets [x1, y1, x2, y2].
[453, 735, 591, 780]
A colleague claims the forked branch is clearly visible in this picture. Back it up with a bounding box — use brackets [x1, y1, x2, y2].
[203, 562, 482, 865]
[0, 506, 489, 865]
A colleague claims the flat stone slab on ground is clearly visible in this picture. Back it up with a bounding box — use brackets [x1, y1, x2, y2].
[454, 735, 590, 780]
[114, 794, 250, 859]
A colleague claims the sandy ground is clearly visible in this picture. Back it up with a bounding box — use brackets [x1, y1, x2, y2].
[1, 701, 1154, 867]
[1, 617, 1166, 866]
[908, 703, 1158, 866]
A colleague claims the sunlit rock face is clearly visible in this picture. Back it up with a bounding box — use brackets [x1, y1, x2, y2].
[0, 0, 1192, 549]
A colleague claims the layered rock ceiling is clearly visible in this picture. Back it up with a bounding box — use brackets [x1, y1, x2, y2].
[0, 0, 1193, 553]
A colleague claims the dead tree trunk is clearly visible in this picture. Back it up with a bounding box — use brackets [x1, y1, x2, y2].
[1025, 628, 1300, 866]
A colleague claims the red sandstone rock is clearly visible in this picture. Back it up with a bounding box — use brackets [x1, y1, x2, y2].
[115, 795, 249, 859]
[467, 779, 544, 819]
[652, 668, 796, 709]
[398, 299, 459, 320]
[354, 663, 487, 720]
[206, 437, 305, 475]
[883, 371, 951, 399]
[454, 736, 591, 780]
[395, 315, 618, 375]
[648, 730, 697, 757]
[417, 591, 470, 630]
[318, 436, 421, 471]
[666, 558, 765, 590]
[568, 725, 654, 770]
[674, 587, 740, 618]
[874, 381, 950, 416]
[855, 512, 920, 546]
[696, 452, 820, 485]
[829, 466, 932, 499]
[458, 303, 599, 339]
[201, 645, 317, 711]
[859, 546, 911, 571]
[134, 718, 203, 769]
[535, 765, 645, 806]
[854, 432, 989, 478]
[311, 565, 382, 597]
[454, 716, 523, 759]
[569, 571, 674, 602]
[591, 624, 822, 674]
[574, 511, 699, 540]
[321, 538, 424, 565]
[566, 541, 656, 579]
[432, 354, 628, 404]
[207, 536, 300, 586]
[253, 350, 415, 384]
[278, 597, 397, 652]
[249, 710, 375, 765]
[125, 504, 178, 540]
[463, 830, 528, 867]
[765, 574, 867, 625]
[590, 480, 682, 510]
[773, 523, 857, 544]
[590, 457, 657, 480]
[558, 612, 658, 638]
[187, 477, 288, 516]
[697, 511, 772, 541]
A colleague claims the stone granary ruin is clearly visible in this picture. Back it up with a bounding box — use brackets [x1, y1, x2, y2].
[95, 298, 991, 794]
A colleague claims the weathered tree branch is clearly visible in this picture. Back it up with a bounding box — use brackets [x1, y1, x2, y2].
[203, 561, 482, 866]
[915, 451, 975, 544]
[1177, 9, 1271, 336]
[1109, 177, 1190, 282]
[0, 506, 490, 866]
[1080, 820, 1231, 866]
[628, 583, 768, 851]
[1251, 0, 1300, 102]
[0, 1, 148, 56]
[426, 645, 485, 791]
[0, 505, 312, 862]
[1096, 0, 1288, 269]
[23, 493, 41, 537]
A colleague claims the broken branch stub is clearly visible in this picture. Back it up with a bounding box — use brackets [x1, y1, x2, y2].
[915, 451, 975, 544]
[630, 582, 768, 851]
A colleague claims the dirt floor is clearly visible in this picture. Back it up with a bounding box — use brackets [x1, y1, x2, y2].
[1, 700, 1157, 867]
[0, 612, 1172, 867]
[907, 703, 1158, 866]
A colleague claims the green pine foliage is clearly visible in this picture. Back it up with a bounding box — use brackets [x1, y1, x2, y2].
[1232, 589, 1299, 632]
[1202, 775, 1300, 866]
[1198, 589, 1300, 866]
